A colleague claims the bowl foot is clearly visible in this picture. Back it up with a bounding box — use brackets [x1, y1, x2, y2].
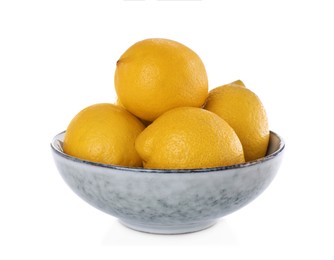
[119, 219, 217, 235]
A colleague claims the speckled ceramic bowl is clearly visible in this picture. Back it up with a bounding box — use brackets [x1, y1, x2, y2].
[51, 131, 284, 234]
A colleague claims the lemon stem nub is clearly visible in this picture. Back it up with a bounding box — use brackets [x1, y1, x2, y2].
[230, 80, 245, 87]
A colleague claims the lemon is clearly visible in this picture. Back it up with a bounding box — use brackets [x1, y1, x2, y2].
[114, 38, 208, 121]
[204, 85, 269, 161]
[135, 107, 245, 169]
[63, 103, 145, 166]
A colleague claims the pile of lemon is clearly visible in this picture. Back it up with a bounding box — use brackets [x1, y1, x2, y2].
[63, 38, 269, 169]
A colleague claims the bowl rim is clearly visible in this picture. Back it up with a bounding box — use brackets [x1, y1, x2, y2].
[51, 130, 285, 174]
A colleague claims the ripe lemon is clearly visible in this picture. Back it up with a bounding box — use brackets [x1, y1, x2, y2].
[114, 38, 208, 121]
[135, 107, 245, 169]
[63, 103, 145, 167]
[204, 85, 269, 161]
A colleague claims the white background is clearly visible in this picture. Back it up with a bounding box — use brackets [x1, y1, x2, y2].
[1, 0, 333, 259]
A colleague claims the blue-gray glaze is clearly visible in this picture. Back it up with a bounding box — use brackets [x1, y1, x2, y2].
[51, 131, 284, 234]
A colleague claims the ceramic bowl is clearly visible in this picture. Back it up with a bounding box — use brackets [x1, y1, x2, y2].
[51, 131, 284, 234]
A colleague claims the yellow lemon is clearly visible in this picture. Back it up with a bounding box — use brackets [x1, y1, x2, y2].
[114, 38, 208, 121]
[63, 103, 145, 166]
[204, 85, 269, 161]
[135, 107, 245, 169]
